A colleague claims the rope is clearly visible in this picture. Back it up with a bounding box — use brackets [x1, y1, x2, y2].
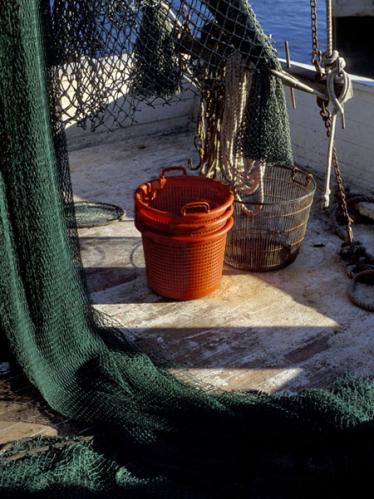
[197, 75, 224, 179]
[197, 52, 266, 216]
[314, 3, 373, 312]
[326, 0, 334, 56]
[347, 195, 374, 222]
[220, 51, 265, 213]
[221, 51, 250, 187]
[348, 270, 374, 312]
[324, 54, 352, 128]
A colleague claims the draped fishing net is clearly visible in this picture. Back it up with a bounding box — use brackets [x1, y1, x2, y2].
[1, 1, 374, 497]
[50, 0, 293, 167]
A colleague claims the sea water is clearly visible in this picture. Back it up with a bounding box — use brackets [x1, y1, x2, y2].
[251, 0, 327, 63]
[49, 0, 327, 64]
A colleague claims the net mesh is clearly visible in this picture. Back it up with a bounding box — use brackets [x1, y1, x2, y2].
[49, 0, 293, 167]
[1, 1, 374, 497]
[50, 0, 273, 124]
[65, 201, 125, 228]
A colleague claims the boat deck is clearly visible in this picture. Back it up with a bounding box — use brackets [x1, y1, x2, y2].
[1, 123, 374, 445]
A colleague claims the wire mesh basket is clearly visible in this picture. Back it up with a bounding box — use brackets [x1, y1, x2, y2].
[224, 165, 316, 272]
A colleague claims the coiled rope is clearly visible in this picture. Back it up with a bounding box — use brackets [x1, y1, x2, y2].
[348, 270, 374, 313]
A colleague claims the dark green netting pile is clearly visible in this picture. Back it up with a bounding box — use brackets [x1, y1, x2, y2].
[1, 1, 374, 497]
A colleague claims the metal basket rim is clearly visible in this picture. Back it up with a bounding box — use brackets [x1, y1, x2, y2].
[67, 201, 124, 228]
[234, 164, 316, 207]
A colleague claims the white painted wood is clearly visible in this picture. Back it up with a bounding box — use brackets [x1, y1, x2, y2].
[65, 83, 198, 148]
[333, 0, 374, 17]
[286, 63, 374, 194]
[61, 54, 197, 135]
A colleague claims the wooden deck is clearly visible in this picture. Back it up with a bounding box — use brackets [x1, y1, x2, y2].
[1, 123, 374, 445]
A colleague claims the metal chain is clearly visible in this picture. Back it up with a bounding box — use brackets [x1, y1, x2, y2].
[319, 100, 374, 312]
[318, 102, 374, 312]
[310, 0, 323, 75]
[318, 100, 353, 245]
[313, 0, 352, 243]
[332, 146, 353, 244]
[310, 2, 374, 310]
[310, 0, 319, 56]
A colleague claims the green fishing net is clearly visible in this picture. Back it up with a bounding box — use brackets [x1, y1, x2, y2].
[1, 1, 373, 497]
[50, 0, 293, 165]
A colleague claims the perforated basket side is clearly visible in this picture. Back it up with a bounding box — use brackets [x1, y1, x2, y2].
[140, 218, 234, 300]
[225, 165, 316, 271]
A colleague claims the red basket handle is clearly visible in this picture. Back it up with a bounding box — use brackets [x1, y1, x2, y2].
[136, 182, 157, 202]
[180, 201, 210, 216]
[160, 166, 188, 178]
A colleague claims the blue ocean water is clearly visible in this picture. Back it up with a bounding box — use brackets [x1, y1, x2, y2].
[250, 0, 327, 63]
[49, 1, 327, 64]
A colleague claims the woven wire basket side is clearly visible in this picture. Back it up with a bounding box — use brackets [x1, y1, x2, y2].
[224, 165, 316, 271]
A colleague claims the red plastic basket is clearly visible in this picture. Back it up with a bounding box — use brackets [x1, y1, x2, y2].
[136, 203, 234, 236]
[135, 166, 234, 235]
[139, 217, 234, 300]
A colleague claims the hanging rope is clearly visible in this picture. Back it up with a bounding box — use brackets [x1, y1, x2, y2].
[348, 270, 374, 313]
[220, 52, 266, 214]
[196, 52, 267, 216]
[325, 0, 334, 57]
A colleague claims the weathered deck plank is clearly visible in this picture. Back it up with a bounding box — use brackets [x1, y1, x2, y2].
[73, 126, 374, 394]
